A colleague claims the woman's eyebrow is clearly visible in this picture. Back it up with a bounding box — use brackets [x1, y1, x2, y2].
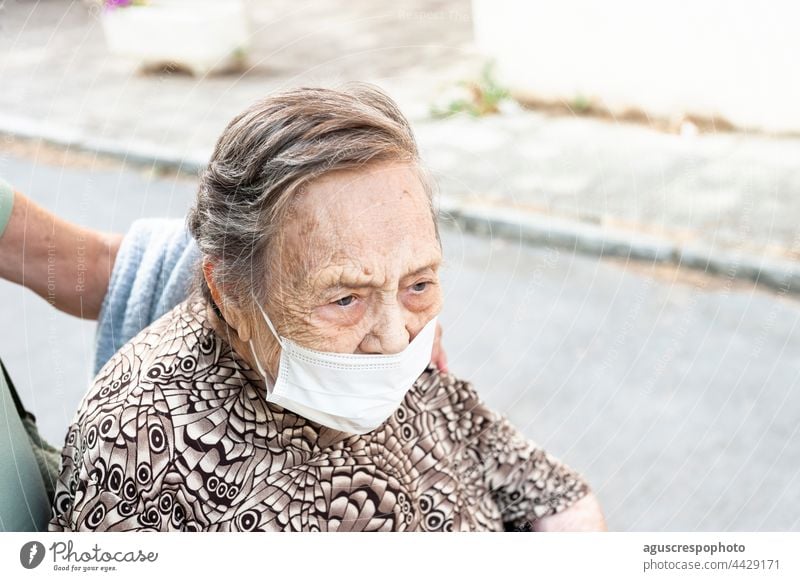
[316, 259, 441, 293]
[401, 259, 441, 279]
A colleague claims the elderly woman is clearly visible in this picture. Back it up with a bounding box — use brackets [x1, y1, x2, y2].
[49, 84, 606, 532]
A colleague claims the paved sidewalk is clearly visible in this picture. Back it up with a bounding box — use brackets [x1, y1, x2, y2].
[2, 0, 799, 291]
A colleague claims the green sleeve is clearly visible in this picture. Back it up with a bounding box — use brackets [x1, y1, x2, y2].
[0, 178, 15, 240]
[0, 363, 52, 531]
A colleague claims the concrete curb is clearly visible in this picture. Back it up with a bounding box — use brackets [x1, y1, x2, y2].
[2, 115, 798, 296]
[0, 113, 208, 174]
[437, 197, 800, 296]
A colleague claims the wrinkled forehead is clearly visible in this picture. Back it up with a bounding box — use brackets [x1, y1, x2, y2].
[272, 162, 440, 288]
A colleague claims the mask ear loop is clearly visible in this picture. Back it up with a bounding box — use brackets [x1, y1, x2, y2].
[250, 300, 284, 398]
[255, 301, 284, 347]
[248, 339, 274, 397]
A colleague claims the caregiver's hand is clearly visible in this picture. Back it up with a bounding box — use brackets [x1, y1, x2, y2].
[534, 492, 608, 531]
[431, 321, 448, 373]
[0, 184, 122, 319]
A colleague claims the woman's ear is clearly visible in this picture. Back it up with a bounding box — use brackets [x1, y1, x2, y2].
[202, 258, 252, 343]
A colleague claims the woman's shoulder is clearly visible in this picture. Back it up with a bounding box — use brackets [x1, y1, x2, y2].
[412, 365, 482, 403]
[404, 365, 491, 426]
[74, 295, 226, 425]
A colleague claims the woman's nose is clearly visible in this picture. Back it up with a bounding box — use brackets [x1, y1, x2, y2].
[358, 310, 410, 355]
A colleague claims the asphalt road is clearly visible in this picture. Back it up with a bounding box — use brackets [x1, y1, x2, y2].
[1, 145, 798, 531]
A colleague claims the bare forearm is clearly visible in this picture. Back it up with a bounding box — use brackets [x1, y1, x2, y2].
[0, 189, 122, 319]
[534, 492, 608, 531]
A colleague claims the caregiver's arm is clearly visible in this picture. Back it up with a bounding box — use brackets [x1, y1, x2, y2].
[533, 491, 607, 531]
[0, 183, 122, 319]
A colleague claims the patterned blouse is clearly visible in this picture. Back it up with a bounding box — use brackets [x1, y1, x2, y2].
[49, 295, 590, 532]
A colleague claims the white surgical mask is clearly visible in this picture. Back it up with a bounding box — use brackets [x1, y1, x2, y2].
[248, 302, 437, 435]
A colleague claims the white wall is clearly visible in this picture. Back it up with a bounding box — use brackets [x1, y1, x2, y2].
[473, 0, 800, 133]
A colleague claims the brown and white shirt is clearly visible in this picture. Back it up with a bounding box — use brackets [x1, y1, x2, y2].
[50, 295, 590, 532]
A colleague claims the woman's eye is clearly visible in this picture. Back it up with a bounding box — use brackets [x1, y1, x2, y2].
[334, 295, 356, 307]
[411, 282, 428, 293]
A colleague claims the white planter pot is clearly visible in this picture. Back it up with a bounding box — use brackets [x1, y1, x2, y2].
[101, 0, 250, 76]
[473, 0, 800, 133]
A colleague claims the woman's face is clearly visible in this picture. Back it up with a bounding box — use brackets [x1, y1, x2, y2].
[250, 160, 443, 376]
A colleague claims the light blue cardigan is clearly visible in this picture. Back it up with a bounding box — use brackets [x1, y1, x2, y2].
[93, 218, 200, 376]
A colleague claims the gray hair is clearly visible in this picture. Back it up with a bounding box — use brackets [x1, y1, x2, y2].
[186, 82, 439, 315]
